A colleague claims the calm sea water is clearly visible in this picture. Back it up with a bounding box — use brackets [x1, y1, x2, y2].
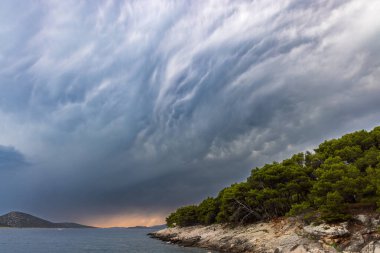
[0, 228, 215, 253]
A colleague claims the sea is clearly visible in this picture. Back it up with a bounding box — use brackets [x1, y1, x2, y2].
[0, 228, 215, 253]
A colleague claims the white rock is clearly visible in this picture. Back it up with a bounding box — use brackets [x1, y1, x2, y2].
[346, 232, 365, 252]
[290, 245, 307, 253]
[361, 242, 380, 253]
[356, 215, 369, 225]
[274, 247, 283, 253]
[374, 242, 380, 253]
[303, 223, 350, 238]
[371, 218, 380, 227]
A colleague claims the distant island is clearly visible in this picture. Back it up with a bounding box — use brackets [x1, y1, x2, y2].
[128, 225, 166, 230]
[0, 211, 93, 228]
[107, 225, 166, 230]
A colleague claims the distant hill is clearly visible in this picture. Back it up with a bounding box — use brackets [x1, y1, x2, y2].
[127, 224, 166, 229]
[0, 211, 94, 228]
[108, 224, 166, 229]
[147, 224, 166, 230]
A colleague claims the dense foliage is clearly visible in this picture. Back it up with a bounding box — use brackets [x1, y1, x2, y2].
[166, 127, 380, 227]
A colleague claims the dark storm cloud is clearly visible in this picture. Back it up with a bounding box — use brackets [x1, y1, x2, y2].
[0, 146, 28, 170]
[0, 0, 380, 223]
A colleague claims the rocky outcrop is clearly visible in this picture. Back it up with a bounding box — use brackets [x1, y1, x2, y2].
[149, 214, 380, 253]
[360, 241, 380, 253]
[303, 222, 350, 238]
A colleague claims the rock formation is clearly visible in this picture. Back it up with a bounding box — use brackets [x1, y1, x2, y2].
[149, 213, 380, 253]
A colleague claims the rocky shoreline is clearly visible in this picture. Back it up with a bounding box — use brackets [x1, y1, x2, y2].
[149, 214, 380, 253]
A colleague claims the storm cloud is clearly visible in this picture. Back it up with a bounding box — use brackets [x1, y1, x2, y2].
[0, 145, 28, 170]
[0, 0, 380, 226]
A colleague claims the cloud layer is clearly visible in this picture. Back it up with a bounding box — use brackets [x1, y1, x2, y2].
[0, 145, 28, 170]
[0, 0, 379, 225]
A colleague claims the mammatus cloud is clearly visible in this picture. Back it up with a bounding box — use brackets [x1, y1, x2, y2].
[0, 0, 379, 226]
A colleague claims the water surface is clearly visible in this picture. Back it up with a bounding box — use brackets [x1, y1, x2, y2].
[0, 228, 215, 253]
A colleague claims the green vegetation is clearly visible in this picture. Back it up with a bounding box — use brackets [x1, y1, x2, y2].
[166, 127, 380, 227]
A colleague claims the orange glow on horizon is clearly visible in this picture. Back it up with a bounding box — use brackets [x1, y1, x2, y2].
[81, 213, 166, 228]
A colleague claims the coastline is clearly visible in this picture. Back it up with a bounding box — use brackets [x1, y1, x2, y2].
[149, 215, 380, 253]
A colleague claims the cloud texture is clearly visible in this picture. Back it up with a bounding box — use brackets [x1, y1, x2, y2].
[0, 0, 380, 225]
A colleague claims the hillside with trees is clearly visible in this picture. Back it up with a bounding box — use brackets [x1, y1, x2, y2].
[166, 126, 380, 227]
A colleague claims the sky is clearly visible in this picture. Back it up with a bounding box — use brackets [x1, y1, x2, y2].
[0, 0, 380, 227]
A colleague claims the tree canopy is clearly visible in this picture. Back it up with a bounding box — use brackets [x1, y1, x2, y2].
[166, 126, 380, 227]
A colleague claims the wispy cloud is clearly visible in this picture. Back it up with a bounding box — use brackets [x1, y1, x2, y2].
[0, 0, 379, 224]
